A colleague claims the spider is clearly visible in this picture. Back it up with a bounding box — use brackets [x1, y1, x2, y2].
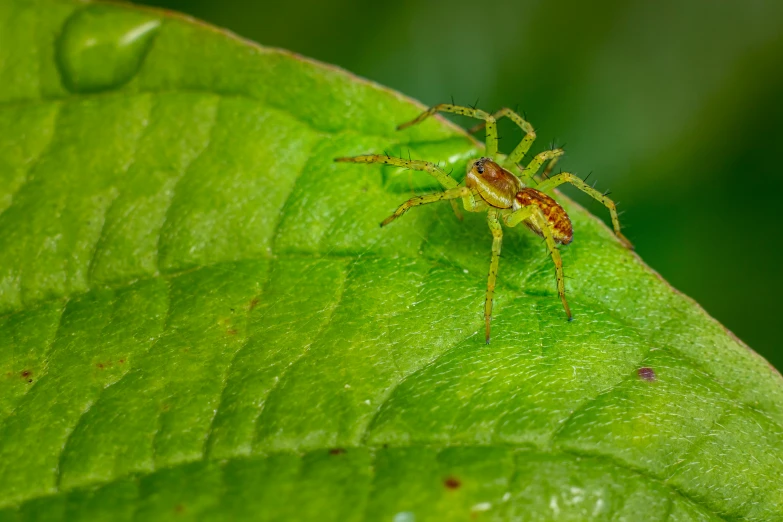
[335, 103, 632, 344]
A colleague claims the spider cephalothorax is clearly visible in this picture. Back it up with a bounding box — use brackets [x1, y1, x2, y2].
[467, 157, 521, 208]
[466, 157, 573, 244]
[336, 103, 632, 343]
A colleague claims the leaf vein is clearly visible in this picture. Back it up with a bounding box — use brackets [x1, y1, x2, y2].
[0, 102, 63, 223]
[250, 259, 350, 450]
[0, 298, 69, 425]
[85, 94, 155, 284]
[154, 94, 221, 274]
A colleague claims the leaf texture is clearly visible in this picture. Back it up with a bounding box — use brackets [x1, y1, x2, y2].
[0, 1, 781, 520]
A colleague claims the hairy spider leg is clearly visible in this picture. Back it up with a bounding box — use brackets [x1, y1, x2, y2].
[468, 108, 537, 165]
[335, 154, 458, 189]
[380, 186, 473, 227]
[540, 156, 561, 180]
[335, 154, 470, 220]
[517, 149, 565, 185]
[536, 172, 633, 249]
[485, 209, 503, 344]
[397, 104, 499, 157]
[502, 205, 572, 321]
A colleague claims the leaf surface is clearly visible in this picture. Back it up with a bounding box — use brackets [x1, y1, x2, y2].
[0, 1, 781, 520]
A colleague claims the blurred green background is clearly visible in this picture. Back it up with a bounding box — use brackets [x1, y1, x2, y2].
[134, 0, 783, 370]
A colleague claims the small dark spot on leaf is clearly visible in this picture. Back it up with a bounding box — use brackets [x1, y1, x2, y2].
[443, 476, 461, 490]
[97, 363, 104, 369]
[27, 379, 33, 383]
[638, 367, 656, 382]
[161, 403, 170, 412]
[20, 370, 32, 379]
[174, 504, 185, 513]
[329, 448, 346, 455]
[119, 359, 125, 364]
[249, 297, 260, 310]
[230, 308, 235, 313]
[226, 328, 238, 336]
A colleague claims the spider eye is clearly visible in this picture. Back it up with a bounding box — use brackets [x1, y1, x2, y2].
[476, 164, 484, 174]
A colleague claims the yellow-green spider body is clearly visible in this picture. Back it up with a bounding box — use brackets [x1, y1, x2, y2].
[336, 103, 632, 343]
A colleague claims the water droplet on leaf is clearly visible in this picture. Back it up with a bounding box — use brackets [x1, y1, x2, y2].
[57, 5, 160, 93]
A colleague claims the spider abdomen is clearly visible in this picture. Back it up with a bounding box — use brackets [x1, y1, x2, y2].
[515, 188, 573, 244]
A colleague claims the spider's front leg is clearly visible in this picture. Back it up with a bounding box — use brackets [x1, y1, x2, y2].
[468, 107, 537, 165]
[467, 107, 562, 182]
[380, 186, 472, 227]
[516, 149, 565, 186]
[535, 172, 633, 249]
[397, 103, 499, 157]
[335, 154, 459, 190]
[502, 205, 572, 321]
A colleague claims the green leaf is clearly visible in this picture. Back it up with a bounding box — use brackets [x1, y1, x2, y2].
[0, 1, 781, 520]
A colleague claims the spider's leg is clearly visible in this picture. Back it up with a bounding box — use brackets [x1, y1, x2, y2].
[540, 156, 561, 180]
[450, 178, 488, 219]
[501, 205, 535, 228]
[381, 186, 471, 227]
[468, 108, 537, 164]
[485, 209, 503, 344]
[536, 172, 633, 249]
[517, 149, 565, 185]
[502, 206, 572, 320]
[335, 154, 458, 190]
[397, 103, 499, 157]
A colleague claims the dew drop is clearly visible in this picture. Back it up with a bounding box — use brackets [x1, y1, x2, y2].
[57, 5, 160, 93]
[393, 512, 415, 522]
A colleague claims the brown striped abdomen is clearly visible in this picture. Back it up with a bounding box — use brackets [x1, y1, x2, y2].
[515, 188, 573, 244]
